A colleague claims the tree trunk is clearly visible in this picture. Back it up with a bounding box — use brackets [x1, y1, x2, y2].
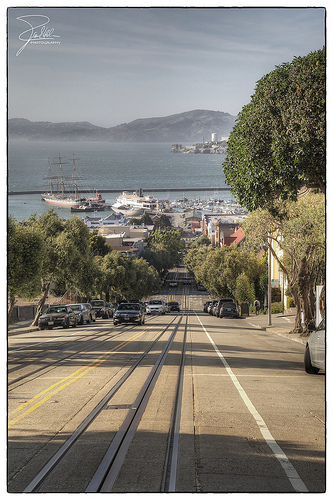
[7, 295, 17, 325]
[31, 281, 51, 326]
[297, 257, 315, 334]
[289, 285, 303, 333]
[319, 285, 325, 318]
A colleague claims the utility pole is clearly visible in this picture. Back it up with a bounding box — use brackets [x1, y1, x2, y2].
[268, 239, 272, 326]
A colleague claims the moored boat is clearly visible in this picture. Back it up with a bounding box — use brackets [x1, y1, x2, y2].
[41, 155, 108, 210]
[111, 189, 158, 215]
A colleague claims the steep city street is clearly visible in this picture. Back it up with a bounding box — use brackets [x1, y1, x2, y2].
[8, 270, 325, 493]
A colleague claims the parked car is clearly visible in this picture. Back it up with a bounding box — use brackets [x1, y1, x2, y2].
[167, 301, 180, 312]
[304, 318, 325, 374]
[38, 305, 76, 330]
[203, 301, 211, 313]
[196, 283, 206, 291]
[183, 278, 191, 285]
[219, 301, 239, 318]
[68, 303, 91, 325]
[146, 299, 166, 315]
[90, 299, 110, 319]
[215, 298, 234, 317]
[208, 301, 217, 315]
[82, 303, 97, 322]
[113, 302, 145, 326]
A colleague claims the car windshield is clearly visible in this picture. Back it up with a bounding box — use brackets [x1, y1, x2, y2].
[223, 302, 236, 308]
[70, 305, 81, 311]
[91, 301, 104, 306]
[118, 303, 140, 311]
[317, 317, 325, 330]
[45, 307, 67, 314]
[149, 300, 162, 305]
[169, 302, 179, 305]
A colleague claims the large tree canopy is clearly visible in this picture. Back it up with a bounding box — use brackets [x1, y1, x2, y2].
[243, 192, 325, 333]
[223, 48, 325, 213]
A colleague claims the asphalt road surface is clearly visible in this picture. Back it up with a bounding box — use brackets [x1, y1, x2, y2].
[8, 271, 325, 493]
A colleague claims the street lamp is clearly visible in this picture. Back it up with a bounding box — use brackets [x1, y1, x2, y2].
[268, 239, 272, 326]
[279, 268, 285, 315]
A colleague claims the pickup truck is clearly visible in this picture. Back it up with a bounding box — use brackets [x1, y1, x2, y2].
[146, 299, 166, 315]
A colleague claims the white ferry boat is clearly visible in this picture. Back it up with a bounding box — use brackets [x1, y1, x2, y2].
[112, 189, 158, 216]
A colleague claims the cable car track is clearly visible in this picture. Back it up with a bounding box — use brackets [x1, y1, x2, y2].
[8, 314, 164, 387]
[20, 310, 188, 492]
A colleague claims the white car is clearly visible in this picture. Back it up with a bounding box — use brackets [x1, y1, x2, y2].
[146, 299, 166, 315]
[304, 317, 325, 374]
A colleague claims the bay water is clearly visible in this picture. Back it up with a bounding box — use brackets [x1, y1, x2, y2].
[8, 140, 232, 221]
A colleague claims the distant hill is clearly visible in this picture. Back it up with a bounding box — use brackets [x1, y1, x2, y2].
[8, 110, 236, 142]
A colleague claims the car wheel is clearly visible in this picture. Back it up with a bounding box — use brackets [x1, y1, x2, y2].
[304, 345, 320, 374]
[86, 317, 91, 324]
[72, 319, 77, 328]
[79, 317, 84, 325]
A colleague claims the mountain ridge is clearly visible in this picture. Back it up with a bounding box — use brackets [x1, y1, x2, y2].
[8, 110, 236, 142]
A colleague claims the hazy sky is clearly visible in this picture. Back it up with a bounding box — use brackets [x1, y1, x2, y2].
[7, 6, 325, 127]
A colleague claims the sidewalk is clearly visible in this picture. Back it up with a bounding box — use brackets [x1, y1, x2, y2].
[8, 319, 39, 336]
[244, 311, 307, 345]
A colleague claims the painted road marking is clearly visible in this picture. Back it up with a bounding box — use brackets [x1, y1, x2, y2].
[8, 329, 148, 427]
[195, 313, 308, 493]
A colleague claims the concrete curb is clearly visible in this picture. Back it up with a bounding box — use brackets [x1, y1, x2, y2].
[8, 325, 39, 336]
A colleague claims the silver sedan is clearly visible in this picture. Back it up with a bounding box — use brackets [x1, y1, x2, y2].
[304, 317, 325, 374]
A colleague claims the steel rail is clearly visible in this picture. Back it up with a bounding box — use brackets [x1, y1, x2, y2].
[23, 317, 178, 493]
[85, 314, 185, 492]
[161, 304, 188, 492]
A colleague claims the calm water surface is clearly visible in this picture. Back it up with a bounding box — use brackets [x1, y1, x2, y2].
[8, 140, 232, 221]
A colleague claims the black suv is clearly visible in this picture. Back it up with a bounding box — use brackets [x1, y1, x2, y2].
[113, 302, 145, 326]
[168, 301, 180, 312]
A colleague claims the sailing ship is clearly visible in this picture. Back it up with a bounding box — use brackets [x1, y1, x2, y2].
[41, 155, 110, 211]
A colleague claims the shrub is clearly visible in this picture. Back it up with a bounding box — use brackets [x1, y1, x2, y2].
[287, 297, 295, 308]
[271, 302, 283, 314]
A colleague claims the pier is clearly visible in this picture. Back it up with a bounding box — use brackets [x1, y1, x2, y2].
[9, 187, 231, 196]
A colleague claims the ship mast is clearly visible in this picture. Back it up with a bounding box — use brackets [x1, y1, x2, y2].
[48, 158, 53, 194]
[71, 154, 79, 199]
[58, 155, 65, 197]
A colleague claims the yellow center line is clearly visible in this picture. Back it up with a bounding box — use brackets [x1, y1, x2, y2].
[9, 328, 149, 428]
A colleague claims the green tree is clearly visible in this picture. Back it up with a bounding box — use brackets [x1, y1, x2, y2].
[185, 244, 261, 299]
[243, 193, 325, 333]
[89, 230, 110, 257]
[129, 213, 154, 226]
[153, 214, 172, 230]
[223, 48, 325, 214]
[26, 210, 95, 325]
[234, 272, 255, 305]
[97, 251, 159, 301]
[8, 217, 44, 322]
[144, 229, 184, 272]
